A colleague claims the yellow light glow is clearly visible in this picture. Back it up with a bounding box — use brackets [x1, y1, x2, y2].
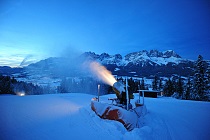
[89, 61, 117, 86]
[17, 92, 25, 96]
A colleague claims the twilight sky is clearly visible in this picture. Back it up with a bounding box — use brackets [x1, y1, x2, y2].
[0, 0, 210, 67]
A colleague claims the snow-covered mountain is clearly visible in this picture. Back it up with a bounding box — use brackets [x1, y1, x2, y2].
[1, 50, 196, 88]
[124, 50, 183, 66]
[81, 52, 123, 65]
[81, 50, 194, 77]
[82, 50, 189, 66]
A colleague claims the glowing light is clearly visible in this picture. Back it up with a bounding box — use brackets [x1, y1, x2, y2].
[88, 61, 117, 86]
[17, 92, 25, 96]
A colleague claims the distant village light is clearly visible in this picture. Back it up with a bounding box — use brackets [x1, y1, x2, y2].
[17, 92, 25, 96]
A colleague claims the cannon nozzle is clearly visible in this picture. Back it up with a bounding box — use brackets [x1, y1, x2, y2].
[112, 81, 125, 98]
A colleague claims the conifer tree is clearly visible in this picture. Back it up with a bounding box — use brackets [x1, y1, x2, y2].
[163, 78, 174, 96]
[176, 76, 184, 98]
[59, 78, 68, 93]
[152, 75, 158, 90]
[128, 77, 135, 93]
[193, 55, 206, 100]
[158, 78, 163, 91]
[140, 78, 145, 90]
[185, 77, 192, 100]
[205, 65, 210, 93]
[204, 65, 210, 100]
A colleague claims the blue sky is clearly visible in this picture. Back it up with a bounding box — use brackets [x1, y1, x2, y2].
[0, 0, 210, 67]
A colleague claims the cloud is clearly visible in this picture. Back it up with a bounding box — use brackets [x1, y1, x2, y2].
[0, 55, 22, 67]
[19, 54, 34, 67]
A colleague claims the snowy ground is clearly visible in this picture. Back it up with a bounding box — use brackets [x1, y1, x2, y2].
[0, 93, 210, 140]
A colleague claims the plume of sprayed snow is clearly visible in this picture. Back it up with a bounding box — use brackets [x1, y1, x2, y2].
[19, 55, 33, 67]
[84, 61, 117, 86]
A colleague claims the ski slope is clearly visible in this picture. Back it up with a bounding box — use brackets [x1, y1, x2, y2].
[0, 93, 210, 140]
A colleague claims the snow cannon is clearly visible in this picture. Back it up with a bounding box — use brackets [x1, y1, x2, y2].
[112, 81, 125, 99]
[91, 79, 147, 131]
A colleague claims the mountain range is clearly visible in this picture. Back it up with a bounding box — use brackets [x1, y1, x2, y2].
[0, 50, 197, 87]
[81, 50, 194, 77]
[82, 49, 184, 66]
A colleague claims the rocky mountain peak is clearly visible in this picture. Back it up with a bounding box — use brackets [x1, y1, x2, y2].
[126, 50, 181, 58]
[99, 53, 111, 60]
[163, 50, 181, 58]
[81, 52, 99, 60]
[82, 50, 185, 66]
[149, 50, 163, 57]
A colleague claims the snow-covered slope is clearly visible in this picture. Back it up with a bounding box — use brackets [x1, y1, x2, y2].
[0, 93, 209, 140]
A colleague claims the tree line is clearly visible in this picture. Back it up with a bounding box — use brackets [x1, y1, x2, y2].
[57, 76, 148, 95]
[152, 55, 210, 101]
[0, 75, 49, 95]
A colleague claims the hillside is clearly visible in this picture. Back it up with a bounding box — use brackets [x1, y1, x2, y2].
[0, 93, 210, 140]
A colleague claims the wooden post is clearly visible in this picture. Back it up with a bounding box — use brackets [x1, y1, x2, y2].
[138, 90, 145, 105]
[126, 77, 129, 110]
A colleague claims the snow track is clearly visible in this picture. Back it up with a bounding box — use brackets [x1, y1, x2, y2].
[0, 93, 210, 140]
[145, 97, 210, 140]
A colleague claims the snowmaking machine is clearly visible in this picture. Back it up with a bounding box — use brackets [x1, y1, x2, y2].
[91, 78, 147, 131]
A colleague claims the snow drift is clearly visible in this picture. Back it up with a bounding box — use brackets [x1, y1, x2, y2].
[0, 93, 210, 140]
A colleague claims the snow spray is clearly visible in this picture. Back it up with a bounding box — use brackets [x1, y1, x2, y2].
[87, 61, 117, 86]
